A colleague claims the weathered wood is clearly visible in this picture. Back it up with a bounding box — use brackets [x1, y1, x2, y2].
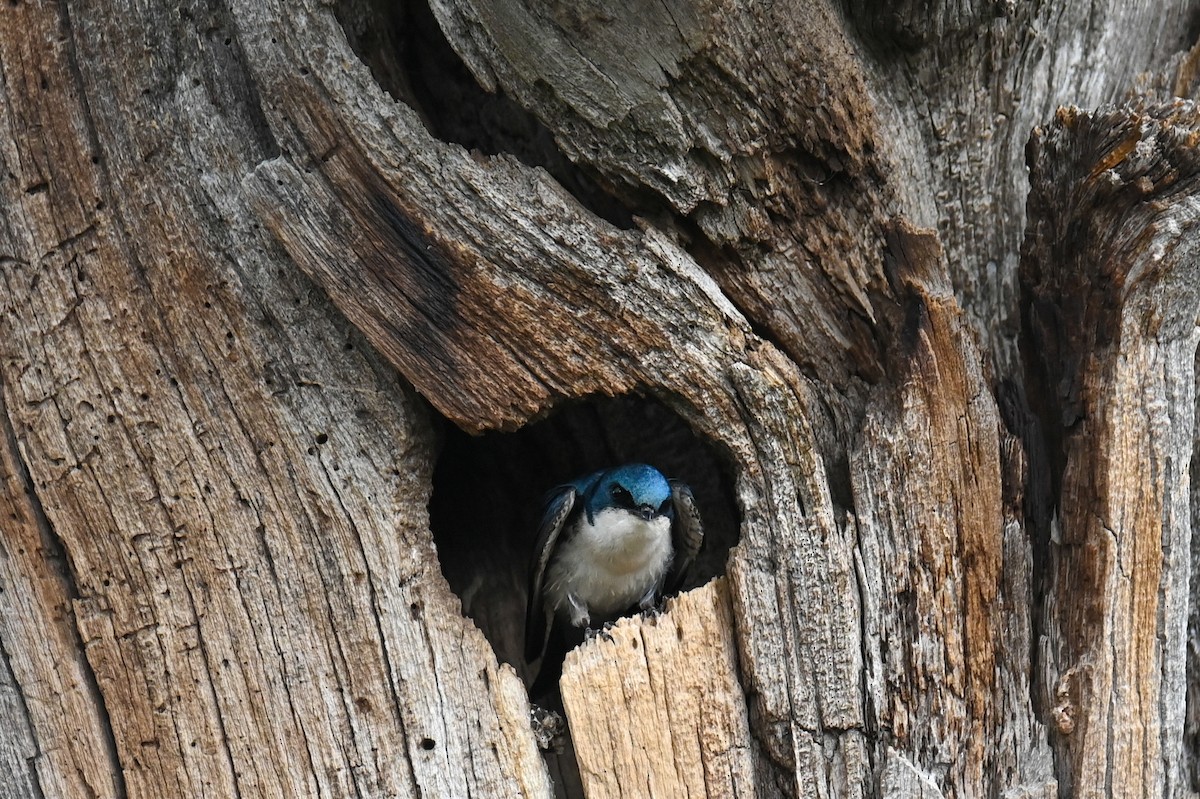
[852, 222, 1053, 797]
[854, 0, 1196, 380]
[0, 388, 122, 799]
[433, 0, 1198, 386]
[559, 579, 755, 798]
[1023, 101, 1200, 797]
[234, 4, 870, 793]
[0, 1, 551, 796]
[430, 0, 901, 409]
[1, 0, 1198, 797]
[1192, 360, 1200, 796]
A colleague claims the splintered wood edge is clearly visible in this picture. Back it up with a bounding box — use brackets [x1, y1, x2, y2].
[558, 578, 755, 799]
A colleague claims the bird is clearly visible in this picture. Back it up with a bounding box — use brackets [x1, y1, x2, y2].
[524, 463, 704, 681]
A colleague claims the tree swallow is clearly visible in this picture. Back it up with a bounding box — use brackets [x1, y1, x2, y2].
[524, 463, 704, 670]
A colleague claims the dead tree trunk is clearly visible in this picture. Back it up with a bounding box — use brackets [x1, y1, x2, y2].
[1, 0, 1198, 797]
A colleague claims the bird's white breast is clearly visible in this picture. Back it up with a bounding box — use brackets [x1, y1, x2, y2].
[545, 508, 673, 617]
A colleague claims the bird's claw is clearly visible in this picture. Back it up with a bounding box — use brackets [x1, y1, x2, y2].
[639, 596, 667, 623]
[584, 622, 615, 644]
[529, 705, 567, 752]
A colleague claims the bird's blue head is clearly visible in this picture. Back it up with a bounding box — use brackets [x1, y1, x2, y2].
[590, 463, 673, 522]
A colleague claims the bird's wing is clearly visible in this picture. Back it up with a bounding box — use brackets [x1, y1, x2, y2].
[524, 485, 578, 662]
[667, 480, 704, 592]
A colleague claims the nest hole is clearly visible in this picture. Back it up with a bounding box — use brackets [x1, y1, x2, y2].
[429, 394, 740, 684]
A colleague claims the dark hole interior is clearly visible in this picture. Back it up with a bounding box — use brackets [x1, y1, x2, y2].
[428, 395, 741, 796]
[429, 394, 739, 686]
[430, 394, 741, 798]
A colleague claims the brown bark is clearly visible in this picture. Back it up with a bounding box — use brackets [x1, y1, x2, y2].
[1, 0, 1197, 798]
[1023, 102, 1200, 798]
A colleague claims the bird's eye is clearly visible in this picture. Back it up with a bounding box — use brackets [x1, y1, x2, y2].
[611, 485, 634, 508]
[658, 498, 672, 515]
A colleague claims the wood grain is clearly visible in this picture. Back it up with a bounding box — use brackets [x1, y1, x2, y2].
[0, 0, 1196, 796]
[1023, 101, 1200, 797]
[0, 1, 552, 796]
[852, 221, 1053, 796]
[560, 579, 756, 799]
[0, 387, 122, 799]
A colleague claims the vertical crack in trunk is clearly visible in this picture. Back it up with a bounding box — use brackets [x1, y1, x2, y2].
[0, 538, 48, 799]
[0, 380, 129, 799]
[1021, 101, 1200, 796]
[1187, 343, 1200, 792]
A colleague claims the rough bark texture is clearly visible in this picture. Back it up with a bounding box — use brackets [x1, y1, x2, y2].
[1, 1, 1198, 798]
[1023, 101, 1200, 798]
[852, 222, 1049, 796]
[0, 2, 548, 796]
[559, 579, 756, 798]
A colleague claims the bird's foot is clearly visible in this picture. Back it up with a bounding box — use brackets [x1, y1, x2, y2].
[566, 595, 590, 629]
[584, 621, 616, 644]
[529, 705, 567, 752]
[639, 596, 667, 622]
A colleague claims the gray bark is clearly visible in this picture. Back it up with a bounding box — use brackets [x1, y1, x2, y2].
[0, 0, 1197, 797]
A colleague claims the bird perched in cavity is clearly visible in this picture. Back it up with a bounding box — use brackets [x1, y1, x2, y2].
[524, 463, 704, 678]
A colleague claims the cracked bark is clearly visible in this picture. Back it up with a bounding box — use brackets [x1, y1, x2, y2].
[1023, 102, 1200, 798]
[1, 1, 1197, 798]
[0, 383, 125, 799]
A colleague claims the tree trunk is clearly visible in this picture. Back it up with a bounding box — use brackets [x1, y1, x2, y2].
[1, 1, 1197, 798]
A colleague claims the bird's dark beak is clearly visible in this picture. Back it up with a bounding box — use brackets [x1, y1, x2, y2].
[638, 505, 655, 521]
